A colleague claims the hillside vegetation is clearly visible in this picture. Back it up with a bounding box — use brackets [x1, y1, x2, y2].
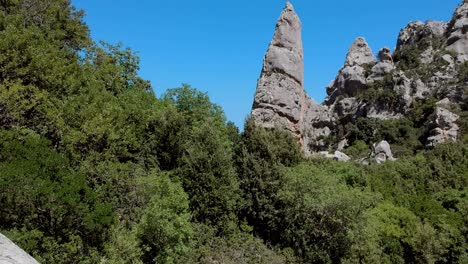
[0, 1, 467, 263]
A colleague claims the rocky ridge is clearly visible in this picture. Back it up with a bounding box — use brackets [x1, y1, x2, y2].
[252, 1, 467, 160]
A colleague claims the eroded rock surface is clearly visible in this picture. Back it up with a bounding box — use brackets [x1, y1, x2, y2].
[325, 37, 375, 105]
[427, 106, 460, 147]
[447, 1, 468, 60]
[0, 233, 39, 264]
[252, 2, 308, 142]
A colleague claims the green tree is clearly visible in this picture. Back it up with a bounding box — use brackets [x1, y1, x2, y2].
[235, 118, 302, 242]
[135, 173, 193, 263]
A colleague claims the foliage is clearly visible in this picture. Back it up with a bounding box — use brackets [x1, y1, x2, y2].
[135, 174, 194, 263]
[0, 129, 113, 263]
[278, 162, 380, 262]
[235, 118, 302, 242]
[0, 0, 467, 263]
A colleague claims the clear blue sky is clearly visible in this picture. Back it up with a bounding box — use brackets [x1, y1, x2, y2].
[72, 0, 461, 129]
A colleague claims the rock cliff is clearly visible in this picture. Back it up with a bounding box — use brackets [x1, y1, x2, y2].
[251, 1, 467, 158]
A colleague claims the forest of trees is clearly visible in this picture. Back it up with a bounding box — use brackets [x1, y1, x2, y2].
[0, 1, 467, 263]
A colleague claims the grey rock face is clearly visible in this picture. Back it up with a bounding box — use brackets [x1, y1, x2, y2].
[345, 37, 376, 66]
[397, 21, 447, 49]
[0, 233, 40, 264]
[252, 2, 306, 141]
[397, 21, 425, 48]
[252, 2, 335, 151]
[325, 37, 375, 105]
[368, 62, 394, 81]
[373, 140, 396, 164]
[302, 99, 334, 153]
[378, 47, 393, 63]
[251, 1, 465, 156]
[396, 20, 448, 65]
[447, 2, 468, 59]
[427, 107, 460, 146]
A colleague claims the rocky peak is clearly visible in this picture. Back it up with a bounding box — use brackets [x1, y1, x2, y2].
[251, 2, 308, 142]
[325, 37, 375, 105]
[251, 1, 466, 158]
[344, 37, 376, 67]
[446, 1, 468, 59]
[396, 21, 447, 50]
[378, 47, 393, 63]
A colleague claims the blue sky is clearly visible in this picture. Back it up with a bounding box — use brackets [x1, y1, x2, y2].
[72, 0, 461, 128]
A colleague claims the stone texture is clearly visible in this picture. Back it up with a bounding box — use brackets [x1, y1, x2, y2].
[373, 140, 396, 164]
[252, 2, 335, 152]
[397, 21, 447, 49]
[325, 37, 375, 105]
[378, 47, 393, 63]
[427, 107, 460, 147]
[368, 48, 394, 85]
[447, 2, 468, 59]
[344, 37, 376, 66]
[252, 2, 307, 141]
[0, 233, 40, 264]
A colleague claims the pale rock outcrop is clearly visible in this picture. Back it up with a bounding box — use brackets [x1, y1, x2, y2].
[378, 47, 393, 63]
[326, 37, 376, 104]
[317, 151, 351, 162]
[397, 21, 447, 49]
[447, 1, 468, 60]
[396, 20, 448, 64]
[411, 78, 431, 99]
[427, 107, 460, 147]
[251, 1, 465, 156]
[302, 99, 334, 153]
[252, 2, 307, 141]
[368, 48, 395, 81]
[397, 21, 425, 48]
[334, 97, 359, 117]
[337, 139, 349, 151]
[372, 140, 396, 164]
[0, 233, 40, 264]
[252, 2, 334, 151]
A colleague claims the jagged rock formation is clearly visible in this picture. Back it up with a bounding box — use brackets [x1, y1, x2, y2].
[427, 103, 460, 147]
[372, 140, 396, 164]
[251, 2, 331, 150]
[447, 1, 468, 61]
[251, 2, 307, 143]
[0, 233, 40, 264]
[251, 1, 467, 158]
[326, 37, 376, 105]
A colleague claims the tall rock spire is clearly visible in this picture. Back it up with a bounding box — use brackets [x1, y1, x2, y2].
[251, 2, 306, 140]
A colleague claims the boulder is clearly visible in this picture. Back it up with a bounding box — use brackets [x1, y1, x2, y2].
[378, 47, 393, 63]
[427, 107, 460, 146]
[0, 233, 40, 264]
[372, 140, 396, 163]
